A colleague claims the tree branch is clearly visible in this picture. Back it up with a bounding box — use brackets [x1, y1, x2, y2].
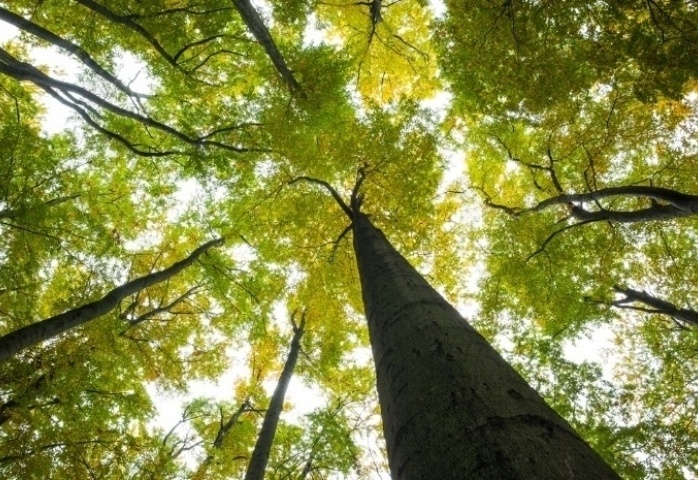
[0, 238, 224, 361]
[288, 176, 354, 219]
[0, 7, 149, 98]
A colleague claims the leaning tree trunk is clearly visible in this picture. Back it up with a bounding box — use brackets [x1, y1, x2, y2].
[244, 313, 306, 480]
[232, 0, 302, 94]
[0, 238, 223, 361]
[352, 212, 620, 479]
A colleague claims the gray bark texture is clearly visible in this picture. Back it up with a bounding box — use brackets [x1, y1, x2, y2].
[0, 238, 223, 362]
[244, 314, 306, 480]
[351, 212, 620, 479]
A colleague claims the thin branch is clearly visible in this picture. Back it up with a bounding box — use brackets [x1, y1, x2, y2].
[122, 285, 204, 329]
[0, 48, 264, 155]
[527, 219, 598, 260]
[329, 223, 353, 263]
[288, 176, 354, 219]
[471, 185, 521, 216]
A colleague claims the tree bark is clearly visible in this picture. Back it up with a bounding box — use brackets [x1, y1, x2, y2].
[244, 313, 306, 480]
[351, 211, 620, 479]
[0, 238, 223, 361]
[231, 0, 302, 94]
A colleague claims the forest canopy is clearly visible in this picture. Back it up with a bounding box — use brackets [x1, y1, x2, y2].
[1, 0, 697, 478]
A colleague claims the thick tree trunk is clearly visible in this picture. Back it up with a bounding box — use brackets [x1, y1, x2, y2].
[231, 0, 302, 94]
[244, 314, 306, 480]
[351, 212, 620, 479]
[0, 238, 223, 361]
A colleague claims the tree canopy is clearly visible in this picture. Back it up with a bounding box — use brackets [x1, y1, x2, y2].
[1, 0, 697, 478]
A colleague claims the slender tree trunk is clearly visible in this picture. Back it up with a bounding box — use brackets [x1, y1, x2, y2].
[192, 399, 251, 479]
[0, 238, 223, 361]
[231, 0, 303, 94]
[351, 212, 620, 479]
[244, 313, 306, 480]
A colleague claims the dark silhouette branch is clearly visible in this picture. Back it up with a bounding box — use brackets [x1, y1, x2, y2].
[532, 186, 698, 221]
[611, 286, 698, 328]
[471, 185, 521, 216]
[192, 398, 254, 478]
[74, 0, 238, 75]
[0, 47, 266, 156]
[526, 218, 598, 260]
[0, 7, 149, 99]
[329, 223, 353, 263]
[288, 176, 354, 219]
[121, 285, 204, 330]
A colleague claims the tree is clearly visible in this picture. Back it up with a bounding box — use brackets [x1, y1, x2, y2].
[289, 173, 619, 478]
[245, 310, 306, 480]
[2, 0, 698, 478]
[440, 3, 698, 476]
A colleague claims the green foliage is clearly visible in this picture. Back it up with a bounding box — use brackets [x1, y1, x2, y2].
[1, 0, 698, 478]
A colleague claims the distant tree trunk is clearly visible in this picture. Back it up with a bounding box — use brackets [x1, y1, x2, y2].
[299, 449, 315, 479]
[611, 285, 698, 328]
[192, 399, 252, 479]
[244, 312, 306, 480]
[351, 211, 621, 479]
[231, 0, 303, 94]
[0, 238, 223, 361]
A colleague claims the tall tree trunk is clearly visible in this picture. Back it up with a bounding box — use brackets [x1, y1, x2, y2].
[351, 211, 620, 479]
[0, 238, 223, 361]
[231, 0, 303, 94]
[244, 313, 306, 480]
